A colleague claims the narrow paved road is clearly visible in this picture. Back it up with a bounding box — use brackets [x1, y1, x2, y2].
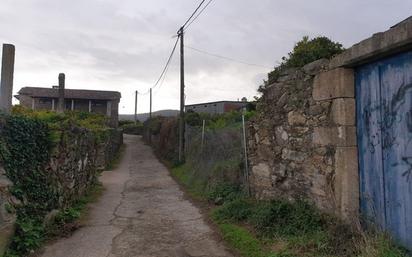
[40, 135, 233, 257]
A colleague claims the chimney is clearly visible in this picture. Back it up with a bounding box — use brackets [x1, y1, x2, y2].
[57, 73, 65, 113]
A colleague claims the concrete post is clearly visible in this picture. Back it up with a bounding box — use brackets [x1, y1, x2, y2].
[0, 44, 15, 113]
[57, 73, 65, 113]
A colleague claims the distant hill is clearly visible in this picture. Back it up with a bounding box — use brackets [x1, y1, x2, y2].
[119, 109, 179, 122]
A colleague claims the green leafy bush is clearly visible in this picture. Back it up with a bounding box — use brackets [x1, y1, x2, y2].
[10, 217, 44, 254]
[261, 36, 344, 89]
[217, 223, 270, 257]
[207, 183, 245, 203]
[121, 123, 143, 135]
[250, 199, 324, 237]
[212, 198, 254, 222]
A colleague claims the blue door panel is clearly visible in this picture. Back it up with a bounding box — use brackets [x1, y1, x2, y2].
[356, 65, 386, 228]
[356, 51, 412, 251]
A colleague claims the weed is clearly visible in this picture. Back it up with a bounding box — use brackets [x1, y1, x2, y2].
[250, 199, 324, 237]
[207, 183, 245, 203]
[357, 232, 409, 257]
[217, 223, 272, 257]
[212, 198, 254, 223]
[171, 164, 206, 199]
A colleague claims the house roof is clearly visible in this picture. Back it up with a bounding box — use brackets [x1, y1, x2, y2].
[185, 100, 248, 107]
[391, 16, 412, 28]
[17, 87, 121, 100]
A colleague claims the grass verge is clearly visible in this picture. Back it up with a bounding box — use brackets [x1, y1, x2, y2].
[171, 164, 410, 257]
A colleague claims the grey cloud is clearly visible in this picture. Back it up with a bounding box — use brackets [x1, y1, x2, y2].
[1, 0, 411, 113]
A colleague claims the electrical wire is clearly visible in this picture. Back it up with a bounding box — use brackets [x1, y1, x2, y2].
[185, 0, 214, 30]
[152, 36, 179, 90]
[139, 36, 180, 96]
[180, 0, 206, 31]
[185, 45, 273, 69]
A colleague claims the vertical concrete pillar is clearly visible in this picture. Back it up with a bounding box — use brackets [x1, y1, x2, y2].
[88, 100, 92, 112]
[52, 99, 55, 111]
[312, 67, 360, 222]
[0, 44, 15, 113]
[57, 73, 65, 113]
[31, 98, 35, 110]
[71, 99, 74, 111]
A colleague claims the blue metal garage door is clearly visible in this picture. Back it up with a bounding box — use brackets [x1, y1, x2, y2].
[356, 50, 412, 251]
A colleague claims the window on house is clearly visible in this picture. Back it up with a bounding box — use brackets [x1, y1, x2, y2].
[39, 98, 52, 104]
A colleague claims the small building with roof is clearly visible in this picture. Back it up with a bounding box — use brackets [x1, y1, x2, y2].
[15, 86, 121, 127]
[185, 99, 248, 115]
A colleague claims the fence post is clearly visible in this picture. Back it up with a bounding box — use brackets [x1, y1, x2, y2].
[242, 114, 250, 195]
[201, 119, 205, 153]
[0, 44, 15, 113]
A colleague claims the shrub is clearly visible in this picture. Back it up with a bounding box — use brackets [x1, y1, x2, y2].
[250, 199, 325, 237]
[207, 183, 245, 203]
[121, 123, 143, 135]
[212, 198, 254, 223]
[260, 36, 344, 90]
[217, 223, 270, 257]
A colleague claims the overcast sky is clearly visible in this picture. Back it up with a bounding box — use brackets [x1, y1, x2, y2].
[0, 0, 411, 114]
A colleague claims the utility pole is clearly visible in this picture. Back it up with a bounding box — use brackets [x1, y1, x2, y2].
[148, 88, 152, 144]
[178, 27, 185, 162]
[149, 88, 152, 120]
[134, 90, 138, 124]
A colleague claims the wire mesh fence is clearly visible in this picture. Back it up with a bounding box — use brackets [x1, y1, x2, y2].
[184, 118, 249, 193]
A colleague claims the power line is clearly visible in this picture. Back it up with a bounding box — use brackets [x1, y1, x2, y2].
[152, 37, 179, 91]
[185, 45, 273, 69]
[180, 0, 206, 31]
[140, 36, 180, 96]
[185, 0, 214, 30]
[143, 0, 211, 97]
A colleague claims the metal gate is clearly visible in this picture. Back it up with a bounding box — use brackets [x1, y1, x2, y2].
[356, 50, 412, 250]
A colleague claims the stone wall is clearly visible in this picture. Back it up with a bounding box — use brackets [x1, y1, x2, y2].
[0, 165, 16, 256]
[47, 127, 114, 207]
[248, 18, 412, 222]
[96, 129, 123, 170]
[46, 127, 123, 208]
[0, 119, 123, 254]
[248, 60, 358, 220]
[248, 60, 342, 212]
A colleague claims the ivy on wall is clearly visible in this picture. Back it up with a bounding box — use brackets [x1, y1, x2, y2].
[0, 114, 58, 255]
